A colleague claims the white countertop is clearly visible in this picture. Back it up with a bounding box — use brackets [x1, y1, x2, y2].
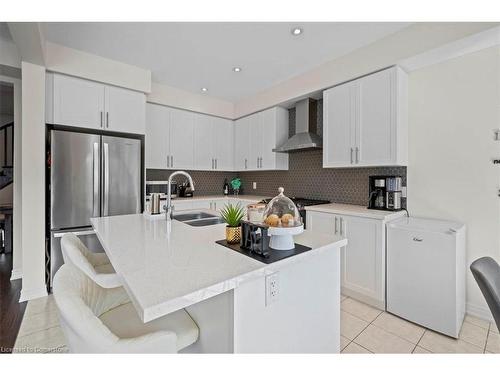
[305, 203, 407, 221]
[91, 213, 346, 323]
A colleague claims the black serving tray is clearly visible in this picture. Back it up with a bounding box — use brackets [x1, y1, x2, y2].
[216, 240, 312, 264]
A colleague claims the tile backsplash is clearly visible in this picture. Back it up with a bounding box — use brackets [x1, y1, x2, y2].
[239, 149, 406, 206]
[146, 169, 238, 196]
[147, 100, 407, 206]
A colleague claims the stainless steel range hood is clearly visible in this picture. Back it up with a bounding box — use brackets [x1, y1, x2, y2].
[273, 98, 322, 153]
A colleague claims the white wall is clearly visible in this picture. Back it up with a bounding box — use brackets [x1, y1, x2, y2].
[19, 62, 47, 301]
[0, 38, 21, 68]
[45, 42, 151, 93]
[147, 82, 234, 119]
[408, 46, 500, 320]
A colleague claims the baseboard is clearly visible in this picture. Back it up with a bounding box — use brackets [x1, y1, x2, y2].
[466, 302, 494, 322]
[19, 286, 48, 302]
[10, 267, 22, 280]
[341, 287, 385, 310]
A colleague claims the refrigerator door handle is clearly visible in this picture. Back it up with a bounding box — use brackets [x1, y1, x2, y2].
[103, 142, 110, 216]
[92, 142, 100, 217]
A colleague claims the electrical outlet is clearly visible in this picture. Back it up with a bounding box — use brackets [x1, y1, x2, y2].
[265, 272, 279, 306]
[252, 182, 257, 190]
[401, 186, 407, 198]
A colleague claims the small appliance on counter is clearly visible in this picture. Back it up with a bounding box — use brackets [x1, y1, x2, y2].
[178, 181, 194, 198]
[241, 221, 270, 257]
[223, 178, 229, 196]
[146, 180, 178, 199]
[368, 176, 403, 211]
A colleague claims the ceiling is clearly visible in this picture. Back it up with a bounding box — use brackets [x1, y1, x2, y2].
[42, 22, 410, 102]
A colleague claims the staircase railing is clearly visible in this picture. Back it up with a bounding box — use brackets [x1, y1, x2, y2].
[0, 122, 14, 189]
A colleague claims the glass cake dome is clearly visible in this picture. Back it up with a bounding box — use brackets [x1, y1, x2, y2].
[263, 187, 302, 228]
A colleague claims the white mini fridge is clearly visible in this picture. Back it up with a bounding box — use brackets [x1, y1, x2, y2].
[387, 217, 466, 338]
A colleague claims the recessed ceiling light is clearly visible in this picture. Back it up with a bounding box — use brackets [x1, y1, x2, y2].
[233, 67, 242, 72]
[291, 27, 303, 36]
[201, 87, 208, 92]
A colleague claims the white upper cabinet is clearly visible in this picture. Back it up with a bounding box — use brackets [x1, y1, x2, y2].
[193, 113, 214, 170]
[212, 117, 234, 171]
[235, 107, 289, 171]
[48, 73, 105, 130]
[46, 73, 146, 135]
[323, 66, 408, 168]
[234, 116, 251, 171]
[104, 85, 146, 134]
[145, 103, 170, 169]
[169, 108, 194, 170]
[193, 113, 234, 171]
[145, 104, 288, 171]
[323, 82, 355, 167]
[147, 104, 235, 171]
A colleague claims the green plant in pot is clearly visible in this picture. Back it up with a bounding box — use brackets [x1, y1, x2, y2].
[220, 202, 245, 244]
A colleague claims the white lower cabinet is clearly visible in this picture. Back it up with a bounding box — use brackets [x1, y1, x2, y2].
[306, 210, 385, 309]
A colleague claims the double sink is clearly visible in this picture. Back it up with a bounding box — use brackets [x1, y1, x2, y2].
[173, 212, 225, 227]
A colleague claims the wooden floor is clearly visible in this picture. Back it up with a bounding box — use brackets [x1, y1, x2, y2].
[0, 253, 26, 353]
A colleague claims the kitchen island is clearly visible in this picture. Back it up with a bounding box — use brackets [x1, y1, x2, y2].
[91, 213, 347, 353]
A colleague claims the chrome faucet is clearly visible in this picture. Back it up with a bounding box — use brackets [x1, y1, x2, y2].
[165, 171, 195, 221]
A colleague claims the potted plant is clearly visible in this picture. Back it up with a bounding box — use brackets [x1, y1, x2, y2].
[220, 202, 245, 244]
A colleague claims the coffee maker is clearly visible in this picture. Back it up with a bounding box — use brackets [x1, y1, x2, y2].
[368, 176, 402, 211]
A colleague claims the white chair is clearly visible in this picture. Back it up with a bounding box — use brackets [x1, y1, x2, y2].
[53, 264, 199, 353]
[61, 233, 122, 288]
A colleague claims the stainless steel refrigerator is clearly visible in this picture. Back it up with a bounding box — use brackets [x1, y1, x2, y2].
[48, 129, 142, 288]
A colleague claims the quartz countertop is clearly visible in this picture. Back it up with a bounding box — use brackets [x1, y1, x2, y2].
[305, 203, 407, 221]
[91, 213, 346, 323]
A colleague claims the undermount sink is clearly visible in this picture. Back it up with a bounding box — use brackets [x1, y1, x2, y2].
[172, 211, 225, 227]
[173, 212, 217, 222]
[184, 217, 226, 227]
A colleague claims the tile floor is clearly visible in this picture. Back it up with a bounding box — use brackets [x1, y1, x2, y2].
[340, 295, 500, 354]
[12, 294, 500, 354]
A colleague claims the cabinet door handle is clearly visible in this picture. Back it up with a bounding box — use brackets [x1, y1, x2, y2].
[215, 158, 217, 170]
[106, 112, 109, 128]
[167, 156, 170, 168]
[350, 148, 353, 164]
[211, 158, 214, 169]
[340, 218, 343, 236]
[355, 147, 359, 164]
[171, 155, 173, 167]
[100, 111, 103, 128]
[245, 159, 247, 169]
[334, 217, 338, 234]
